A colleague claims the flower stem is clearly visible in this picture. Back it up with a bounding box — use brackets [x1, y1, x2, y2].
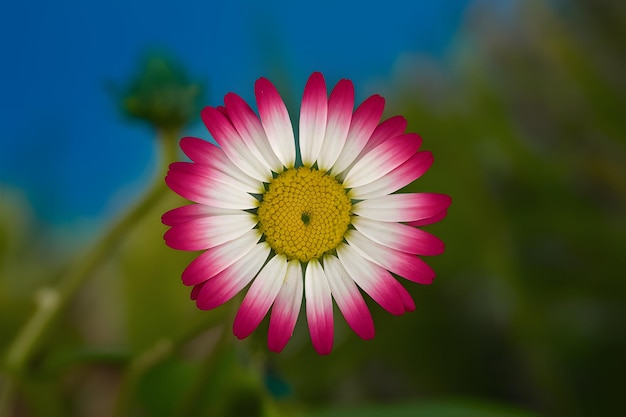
[174, 306, 236, 416]
[111, 318, 230, 417]
[112, 338, 175, 417]
[2, 129, 178, 377]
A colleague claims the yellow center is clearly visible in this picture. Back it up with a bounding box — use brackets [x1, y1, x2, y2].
[257, 167, 352, 262]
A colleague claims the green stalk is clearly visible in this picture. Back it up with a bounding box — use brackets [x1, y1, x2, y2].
[111, 318, 231, 417]
[2, 129, 178, 379]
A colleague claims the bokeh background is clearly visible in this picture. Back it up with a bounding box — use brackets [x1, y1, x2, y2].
[1, 0, 624, 416]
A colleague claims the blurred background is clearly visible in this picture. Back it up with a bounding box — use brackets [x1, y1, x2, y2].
[1, 0, 624, 416]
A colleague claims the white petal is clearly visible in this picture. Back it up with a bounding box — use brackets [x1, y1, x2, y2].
[352, 216, 444, 255]
[352, 193, 451, 223]
[336, 244, 405, 315]
[195, 242, 271, 310]
[180, 137, 263, 192]
[317, 79, 354, 171]
[299, 72, 328, 166]
[330, 95, 384, 176]
[224, 93, 284, 173]
[305, 259, 334, 355]
[268, 259, 304, 352]
[344, 229, 436, 284]
[181, 229, 262, 286]
[164, 214, 257, 251]
[201, 106, 273, 182]
[323, 255, 374, 339]
[233, 254, 289, 339]
[342, 134, 420, 189]
[255, 77, 297, 168]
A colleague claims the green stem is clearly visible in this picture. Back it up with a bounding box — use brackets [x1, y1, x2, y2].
[174, 306, 237, 416]
[2, 130, 178, 376]
[112, 338, 175, 417]
[111, 318, 230, 417]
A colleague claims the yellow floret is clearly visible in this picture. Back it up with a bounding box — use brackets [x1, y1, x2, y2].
[257, 167, 352, 262]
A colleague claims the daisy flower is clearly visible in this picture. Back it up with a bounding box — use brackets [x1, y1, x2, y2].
[162, 72, 451, 355]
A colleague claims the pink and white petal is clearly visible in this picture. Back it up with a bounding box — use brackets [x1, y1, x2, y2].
[255, 77, 297, 168]
[201, 106, 271, 182]
[344, 230, 436, 284]
[181, 230, 261, 286]
[316, 79, 354, 171]
[392, 278, 416, 312]
[349, 151, 433, 200]
[195, 242, 271, 310]
[299, 72, 328, 166]
[162, 204, 242, 227]
[165, 165, 259, 209]
[180, 136, 244, 167]
[190, 282, 205, 301]
[180, 137, 262, 193]
[216, 105, 228, 116]
[304, 259, 334, 355]
[224, 93, 283, 173]
[352, 216, 444, 256]
[343, 133, 421, 189]
[408, 209, 449, 227]
[361, 115, 408, 155]
[179, 136, 216, 164]
[352, 193, 452, 223]
[330, 95, 385, 175]
[167, 160, 261, 197]
[164, 214, 257, 251]
[336, 244, 405, 315]
[233, 254, 288, 339]
[268, 259, 303, 352]
[322, 254, 375, 340]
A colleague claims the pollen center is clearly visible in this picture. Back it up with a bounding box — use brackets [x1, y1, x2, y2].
[257, 167, 352, 262]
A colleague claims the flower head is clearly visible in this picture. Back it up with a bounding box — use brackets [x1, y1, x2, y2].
[162, 72, 451, 355]
[120, 55, 203, 133]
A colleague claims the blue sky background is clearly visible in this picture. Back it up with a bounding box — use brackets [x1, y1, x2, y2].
[0, 0, 471, 228]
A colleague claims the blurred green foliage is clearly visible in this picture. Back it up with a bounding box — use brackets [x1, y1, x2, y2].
[1, 1, 625, 416]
